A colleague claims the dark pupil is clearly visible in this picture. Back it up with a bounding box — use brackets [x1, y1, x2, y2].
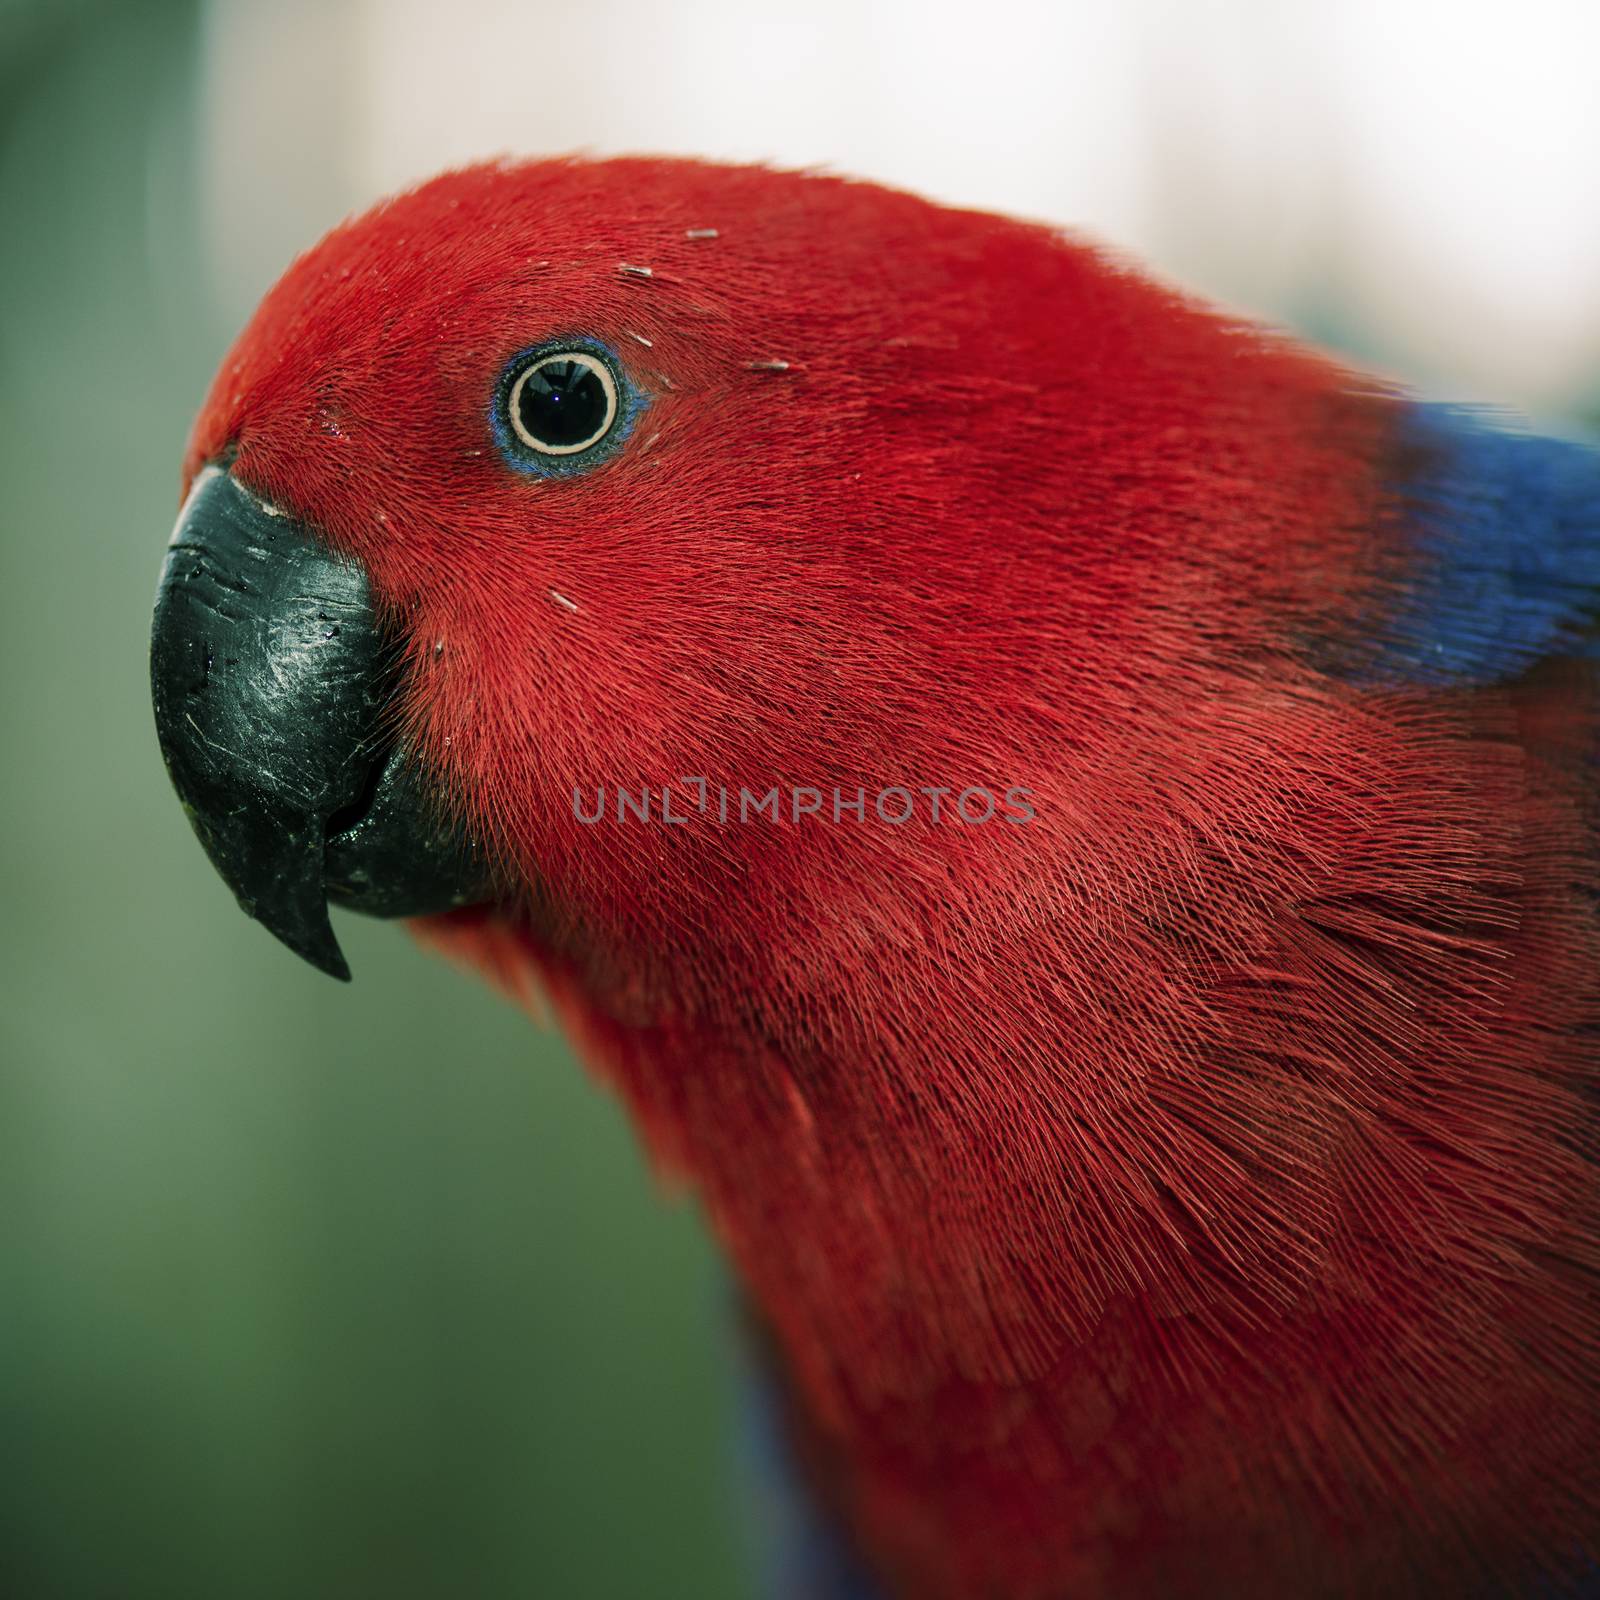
[517, 358, 609, 449]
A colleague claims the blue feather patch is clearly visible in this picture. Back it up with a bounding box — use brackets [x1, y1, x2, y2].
[734, 1327, 883, 1600]
[1370, 405, 1600, 685]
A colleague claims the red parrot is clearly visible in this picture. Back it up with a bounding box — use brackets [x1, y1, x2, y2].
[149, 157, 1600, 1598]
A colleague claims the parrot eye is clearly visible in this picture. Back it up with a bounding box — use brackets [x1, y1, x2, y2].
[502, 349, 619, 459]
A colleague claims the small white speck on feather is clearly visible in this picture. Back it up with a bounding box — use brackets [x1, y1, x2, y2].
[618, 262, 653, 279]
[628, 332, 654, 348]
[549, 589, 580, 613]
[684, 227, 719, 240]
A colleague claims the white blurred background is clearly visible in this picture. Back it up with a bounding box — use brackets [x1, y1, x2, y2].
[203, 0, 1600, 418]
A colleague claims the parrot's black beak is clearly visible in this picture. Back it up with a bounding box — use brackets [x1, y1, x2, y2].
[149, 466, 491, 980]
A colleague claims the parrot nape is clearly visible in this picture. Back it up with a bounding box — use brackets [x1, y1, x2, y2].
[148, 157, 1600, 1599]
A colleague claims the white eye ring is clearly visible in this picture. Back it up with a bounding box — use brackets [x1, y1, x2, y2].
[506, 350, 619, 456]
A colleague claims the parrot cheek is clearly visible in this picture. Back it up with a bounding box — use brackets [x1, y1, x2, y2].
[149, 466, 495, 980]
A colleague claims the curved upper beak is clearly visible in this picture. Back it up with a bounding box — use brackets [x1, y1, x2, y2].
[149, 467, 490, 980]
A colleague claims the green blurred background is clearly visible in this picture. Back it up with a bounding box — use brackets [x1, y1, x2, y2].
[0, 6, 742, 1596]
[2, 2, 1595, 1596]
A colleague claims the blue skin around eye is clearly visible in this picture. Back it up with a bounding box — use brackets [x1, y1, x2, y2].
[489, 338, 646, 478]
[1370, 404, 1600, 685]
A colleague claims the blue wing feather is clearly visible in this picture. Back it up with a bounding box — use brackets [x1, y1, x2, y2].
[734, 1314, 883, 1600]
[1374, 405, 1600, 684]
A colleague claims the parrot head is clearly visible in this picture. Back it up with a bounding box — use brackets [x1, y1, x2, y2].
[151, 155, 1382, 997]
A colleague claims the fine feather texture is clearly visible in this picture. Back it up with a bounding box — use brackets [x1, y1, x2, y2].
[185, 157, 1600, 1599]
